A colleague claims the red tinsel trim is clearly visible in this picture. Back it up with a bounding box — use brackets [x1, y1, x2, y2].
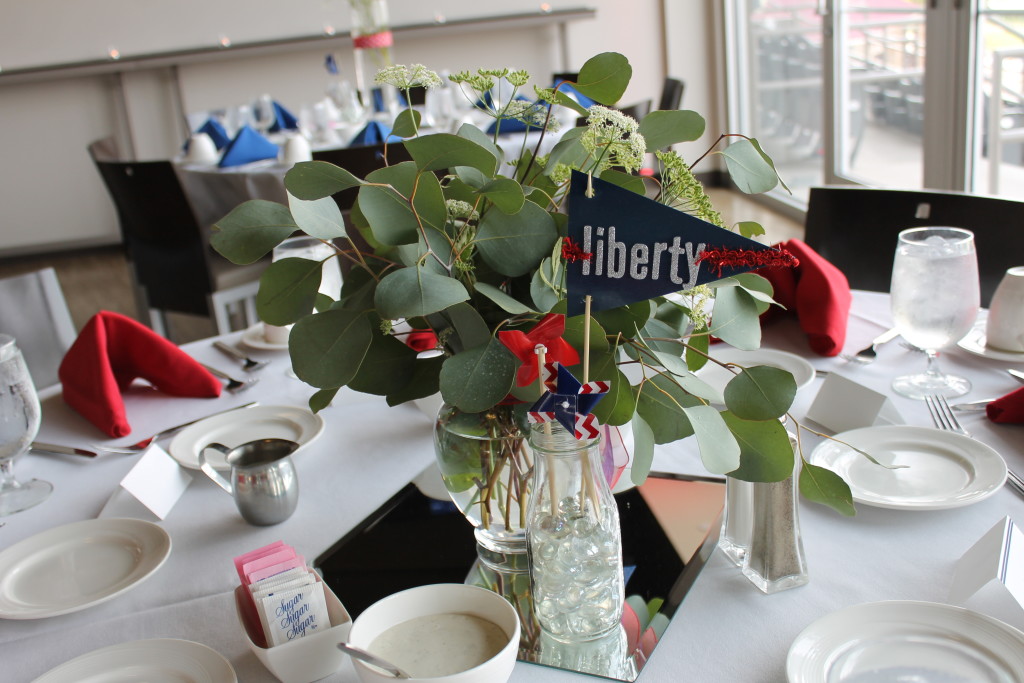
[696, 247, 799, 276]
[561, 237, 593, 263]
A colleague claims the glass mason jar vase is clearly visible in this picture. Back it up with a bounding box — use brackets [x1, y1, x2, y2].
[526, 422, 624, 642]
[348, 0, 399, 118]
[433, 403, 534, 568]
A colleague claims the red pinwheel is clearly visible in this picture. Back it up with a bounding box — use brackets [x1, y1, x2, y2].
[528, 364, 609, 439]
[498, 314, 580, 388]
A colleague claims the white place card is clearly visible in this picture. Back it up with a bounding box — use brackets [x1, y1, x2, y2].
[806, 373, 904, 433]
[949, 516, 1024, 631]
[99, 445, 192, 520]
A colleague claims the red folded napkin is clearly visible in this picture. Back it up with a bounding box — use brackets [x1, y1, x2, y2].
[405, 329, 439, 353]
[58, 311, 222, 437]
[757, 239, 852, 357]
[987, 387, 1024, 424]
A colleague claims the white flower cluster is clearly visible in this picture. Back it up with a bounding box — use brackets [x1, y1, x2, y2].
[580, 105, 647, 174]
[375, 64, 443, 90]
[445, 199, 478, 220]
[500, 100, 560, 133]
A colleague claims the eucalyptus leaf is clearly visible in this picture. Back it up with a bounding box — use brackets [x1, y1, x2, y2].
[530, 256, 563, 312]
[686, 327, 711, 371]
[386, 354, 445, 406]
[594, 302, 653, 338]
[544, 87, 589, 116]
[256, 257, 323, 325]
[682, 405, 740, 474]
[391, 108, 421, 138]
[590, 362, 636, 427]
[654, 300, 691, 336]
[285, 161, 364, 201]
[723, 365, 796, 420]
[563, 314, 609, 355]
[800, 461, 856, 516]
[438, 337, 517, 412]
[720, 138, 779, 194]
[360, 162, 447, 246]
[338, 265, 378, 311]
[652, 351, 723, 403]
[212, 200, 297, 265]
[721, 412, 794, 482]
[638, 110, 706, 151]
[287, 194, 346, 240]
[455, 123, 503, 167]
[545, 127, 589, 174]
[289, 309, 373, 388]
[624, 319, 682, 360]
[309, 388, 340, 413]
[478, 177, 525, 214]
[443, 302, 491, 350]
[630, 413, 655, 486]
[597, 169, 646, 195]
[633, 373, 700, 444]
[710, 286, 761, 349]
[374, 266, 470, 319]
[736, 221, 766, 238]
[405, 134, 498, 176]
[575, 52, 632, 105]
[348, 332, 419, 396]
[750, 137, 791, 194]
[474, 282, 535, 315]
[476, 200, 556, 277]
[454, 167, 488, 190]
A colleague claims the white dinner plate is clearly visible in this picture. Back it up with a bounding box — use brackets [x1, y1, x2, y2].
[240, 323, 290, 352]
[33, 638, 236, 682]
[0, 518, 171, 620]
[168, 404, 324, 471]
[696, 347, 817, 401]
[957, 321, 1024, 363]
[808, 425, 1007, 510]
[787, 601, 1024, 683]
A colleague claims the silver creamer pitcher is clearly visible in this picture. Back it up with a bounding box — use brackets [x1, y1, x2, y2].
[198, 438, 300, 526]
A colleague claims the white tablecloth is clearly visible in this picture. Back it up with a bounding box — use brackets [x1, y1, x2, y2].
[3, 290, 1023, 682]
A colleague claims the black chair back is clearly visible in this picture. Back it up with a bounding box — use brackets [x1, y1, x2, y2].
[659, 77, 685, 111]
[804, 186, 1024, 307]
[90, 152, 214, 317]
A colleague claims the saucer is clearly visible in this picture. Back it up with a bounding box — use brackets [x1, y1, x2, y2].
[958, 321, 1024, 362]
[696, 347, 816, 401]
[240, 324, 289, 351]
[168, 404, 324, 471]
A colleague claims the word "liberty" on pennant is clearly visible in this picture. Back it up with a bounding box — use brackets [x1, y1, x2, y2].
[565, 171, 778, 316]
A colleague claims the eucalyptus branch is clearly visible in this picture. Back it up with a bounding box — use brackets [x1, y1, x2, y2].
[689, 133, 750, 170]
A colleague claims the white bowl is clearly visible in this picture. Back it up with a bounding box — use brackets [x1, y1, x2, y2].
[347, 584, 520, 683]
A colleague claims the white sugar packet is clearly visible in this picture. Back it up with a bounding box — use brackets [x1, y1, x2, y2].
[259, 581, 330, 646]
[249, 567, 311, 598]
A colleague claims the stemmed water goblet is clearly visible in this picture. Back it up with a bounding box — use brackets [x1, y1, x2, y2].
[0, 334, 52, 516]
[889, 227, 979, 399]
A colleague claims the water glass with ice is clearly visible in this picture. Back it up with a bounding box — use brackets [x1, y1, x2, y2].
[889, 226, 979, 399]
[0, 334, 52, 516]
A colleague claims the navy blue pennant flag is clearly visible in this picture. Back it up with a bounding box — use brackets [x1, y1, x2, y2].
[565, 171, 779, 317]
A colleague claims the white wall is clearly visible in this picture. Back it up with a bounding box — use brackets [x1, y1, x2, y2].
[0, 1, 711, 256]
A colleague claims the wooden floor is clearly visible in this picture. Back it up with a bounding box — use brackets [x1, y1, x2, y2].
[0, 188, 803, 345]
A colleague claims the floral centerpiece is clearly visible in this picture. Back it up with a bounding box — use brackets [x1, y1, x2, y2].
[211, 53, 855, 552]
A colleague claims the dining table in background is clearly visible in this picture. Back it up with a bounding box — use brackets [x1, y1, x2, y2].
[2, 289, 1022, 682]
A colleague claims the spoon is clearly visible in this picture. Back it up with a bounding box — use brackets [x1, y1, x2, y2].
[337, 643, 412, 679]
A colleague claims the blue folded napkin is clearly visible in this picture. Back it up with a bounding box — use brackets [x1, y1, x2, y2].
[268, 101, 298, 133]
[218, 125, 280, 167]
[349, 121, 402, 146]
[193, 118, 230, 150]
[553, 81, 595, 110]
[486, 117, 530, 135]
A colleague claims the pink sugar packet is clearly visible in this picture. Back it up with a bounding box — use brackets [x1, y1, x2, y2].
[241, 548, 298, 585]
[233, 541, 289, 584]
[247, 555, 307, 584]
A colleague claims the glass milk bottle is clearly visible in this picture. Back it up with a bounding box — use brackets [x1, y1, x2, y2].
[527, 422, 624, 642]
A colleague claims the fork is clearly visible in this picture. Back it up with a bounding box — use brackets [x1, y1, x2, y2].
[213, 341, 269, 372]
[924, 394, 970, 436]
[841, 327, 900, 364]
[91, 401, 259, 453]
[201, 363, 260, 394]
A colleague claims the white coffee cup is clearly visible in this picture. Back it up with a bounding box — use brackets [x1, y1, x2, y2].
[986, 266, 1024, 352]
[263, 322, 292, 345]
[281, 134, 312, 165]
[185, 132, 219, 164]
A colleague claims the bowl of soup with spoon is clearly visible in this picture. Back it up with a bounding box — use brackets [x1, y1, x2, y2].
[346, 583, 520, 682]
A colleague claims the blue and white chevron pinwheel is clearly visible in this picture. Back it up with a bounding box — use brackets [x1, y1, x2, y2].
[528, 364, 609, 439]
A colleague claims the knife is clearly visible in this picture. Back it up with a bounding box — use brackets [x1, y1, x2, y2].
[31, 442, 98, 458]
[1009, 369, 1024, 385]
